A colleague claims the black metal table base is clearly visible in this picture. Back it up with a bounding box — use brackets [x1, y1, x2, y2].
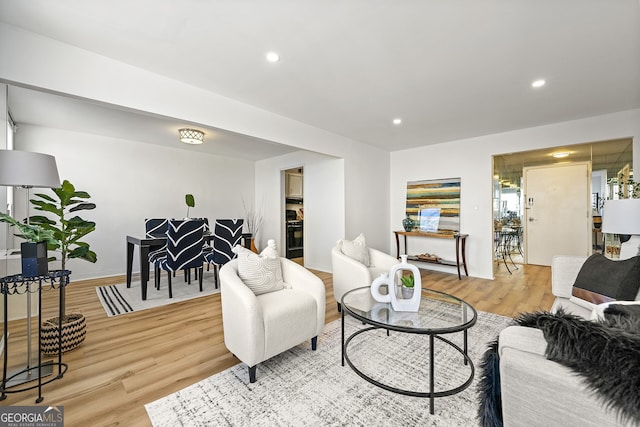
[1, 270, 71, 403]
[341, 311, 475, 415]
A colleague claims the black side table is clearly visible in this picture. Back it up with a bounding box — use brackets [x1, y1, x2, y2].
[1, 270, 71, 403]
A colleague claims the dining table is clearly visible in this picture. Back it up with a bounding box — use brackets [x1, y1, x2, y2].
[125, 232, 252, 300]
[126, 235, 166, 300]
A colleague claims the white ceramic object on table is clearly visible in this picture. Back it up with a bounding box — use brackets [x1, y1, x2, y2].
[371, 255, 421, 312]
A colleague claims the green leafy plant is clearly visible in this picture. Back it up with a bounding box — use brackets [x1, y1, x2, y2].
[185, 193, 195, 217]
[29, 179, 97, 269]
[400, 273, 415, 288]
[28, 179, 97, 319]
[0, 212, 57, 245]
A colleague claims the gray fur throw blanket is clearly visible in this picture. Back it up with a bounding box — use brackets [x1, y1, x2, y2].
[478, 307, 640, 427]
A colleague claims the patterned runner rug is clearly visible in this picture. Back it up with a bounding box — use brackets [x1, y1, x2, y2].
[95, 270, 220, 317]
[145, 310, 512, 426]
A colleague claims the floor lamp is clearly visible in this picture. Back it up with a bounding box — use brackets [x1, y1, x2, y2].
[601, 198, 640, 260]
[0, 149, 61, 386]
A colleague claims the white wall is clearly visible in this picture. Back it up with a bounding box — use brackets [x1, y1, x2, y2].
[15, 125, 254, 280]
[343, 141, 391, 251]
[255, 151, 344, 272]
[390, 109, 640, 279]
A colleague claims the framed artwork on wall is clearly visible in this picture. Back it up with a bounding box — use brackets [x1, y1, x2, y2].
[405, 177, 460, 234]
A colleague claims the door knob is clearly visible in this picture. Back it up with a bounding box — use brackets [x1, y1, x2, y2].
[529, 217, 535, 221]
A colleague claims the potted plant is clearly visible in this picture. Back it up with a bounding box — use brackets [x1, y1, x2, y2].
[0, 212, 57, 277]
[242, 198, 263, 252]
[185, 193, 195, 218]
[28, 179, 97, 354]
[400, 273, 415, 299]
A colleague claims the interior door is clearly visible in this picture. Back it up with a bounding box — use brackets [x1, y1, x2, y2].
[524, 162, 591, 266]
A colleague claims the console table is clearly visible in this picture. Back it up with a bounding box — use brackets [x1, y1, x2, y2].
[394, 231, 469, 280]
[1, 270, 70, 403]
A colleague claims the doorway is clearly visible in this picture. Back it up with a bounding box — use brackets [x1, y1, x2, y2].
[284, 167, 304, 261]
[524, 162, 591, 266]
[492, 138, 633, 273]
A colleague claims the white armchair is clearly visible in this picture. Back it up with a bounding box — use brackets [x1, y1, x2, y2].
[331, 240, 399, 312]
[219, 257, 326, 383]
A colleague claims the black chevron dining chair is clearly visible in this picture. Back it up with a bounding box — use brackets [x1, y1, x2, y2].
[154, 218, 205, 298]
[204, 219, 244, 287]
[145, 218, 169, 287]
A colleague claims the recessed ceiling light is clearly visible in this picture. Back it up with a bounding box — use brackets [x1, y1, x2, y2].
[531, 79, 546, 88]
[552, 152, 570, 158]
[266, 52, 280, 62]
[393, 118, 402, 125]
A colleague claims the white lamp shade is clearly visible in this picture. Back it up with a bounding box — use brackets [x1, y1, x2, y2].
[601, 199, 640, 235]
[0, 150, 61, 188]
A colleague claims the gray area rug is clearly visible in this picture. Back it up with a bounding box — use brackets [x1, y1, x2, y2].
[95, 270, 220, 317]
[145, 310, 512, 426]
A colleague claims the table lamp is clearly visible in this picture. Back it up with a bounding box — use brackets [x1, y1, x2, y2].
[0, 149, 60, 386]
[601, 199, 640, 260]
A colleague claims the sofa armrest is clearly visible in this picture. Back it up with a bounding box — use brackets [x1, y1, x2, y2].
[500, 334, 628, 427]
[281, 258, 326, 336]
[551, 255, 588, 298]
[219, 260, 265, 366]
[331, 245, 373, 302]
[498, 326, 626, 427]
[498, 326, 547, 359]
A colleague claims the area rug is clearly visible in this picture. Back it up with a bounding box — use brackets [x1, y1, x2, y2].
[145, 310, 513, 426]
[96, 270, 220, 317]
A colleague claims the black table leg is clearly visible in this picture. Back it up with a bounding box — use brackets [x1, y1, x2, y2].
[455, 235, 462, 280]
[341, 309, 345, 366]
[429, 334, 435, 414]
[126, 241, 134, 288]
[140, 245, 150, 300]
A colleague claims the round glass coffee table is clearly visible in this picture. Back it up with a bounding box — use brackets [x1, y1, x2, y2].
[341, 286, 477, 414]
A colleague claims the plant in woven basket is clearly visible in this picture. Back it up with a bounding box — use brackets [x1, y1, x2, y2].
[28, 179, 97, 353]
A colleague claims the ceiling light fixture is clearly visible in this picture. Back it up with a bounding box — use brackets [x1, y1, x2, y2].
[552, 152, 570, 158]
[393, 118, 402, 125]
[266, 52, 280, 63]
[531, 79, 546, 88]
[179, 128, 205, 145]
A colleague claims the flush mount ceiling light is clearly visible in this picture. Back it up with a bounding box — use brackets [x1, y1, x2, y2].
[393, 118, 402, 125]
[179, 128, 205, 145]
[266, 51, 280, 62]
[531, 79, 546, 88]
[552, 152, 570, 158]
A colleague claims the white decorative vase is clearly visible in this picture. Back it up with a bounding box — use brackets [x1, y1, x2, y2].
[371, 255, 421, 312]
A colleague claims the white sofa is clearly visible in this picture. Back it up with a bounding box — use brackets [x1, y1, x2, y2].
[219, 257, 325, 383]
[331, 242, 399, 312]
[497, 255, 639, 426]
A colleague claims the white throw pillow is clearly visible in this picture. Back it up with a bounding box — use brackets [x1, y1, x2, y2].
[233, 240, 285, 295]
[340, 233, 370, 267]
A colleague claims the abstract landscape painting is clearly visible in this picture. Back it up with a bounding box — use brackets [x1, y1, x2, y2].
[405, 178, 460, 234]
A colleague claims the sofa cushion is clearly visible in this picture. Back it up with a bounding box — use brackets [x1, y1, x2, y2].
[340, 233, 370, 267]
[258, 288, 317, 360]
[571, 254, 640, 304]
[233, 240, 285, 295]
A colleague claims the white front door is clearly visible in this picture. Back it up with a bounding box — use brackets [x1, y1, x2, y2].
[524, 162, 591, 266]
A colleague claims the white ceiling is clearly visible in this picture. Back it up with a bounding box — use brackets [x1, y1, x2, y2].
[2, 0, 639, 159]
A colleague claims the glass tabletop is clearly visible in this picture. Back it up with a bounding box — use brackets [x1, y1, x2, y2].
[341, 286, 477, 334]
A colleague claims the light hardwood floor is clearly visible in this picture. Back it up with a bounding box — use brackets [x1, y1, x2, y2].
[1, 264, 554, 426]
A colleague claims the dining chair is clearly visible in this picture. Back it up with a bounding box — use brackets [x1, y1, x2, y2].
[204, 219, 244, 287]
[145, 218, 169, 287]
[154, 218, 205, 298]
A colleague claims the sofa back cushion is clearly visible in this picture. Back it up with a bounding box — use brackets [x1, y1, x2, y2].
[571, 254, 640, 304]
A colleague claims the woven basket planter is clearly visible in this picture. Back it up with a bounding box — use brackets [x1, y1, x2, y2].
[40, 313, 87, 354]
